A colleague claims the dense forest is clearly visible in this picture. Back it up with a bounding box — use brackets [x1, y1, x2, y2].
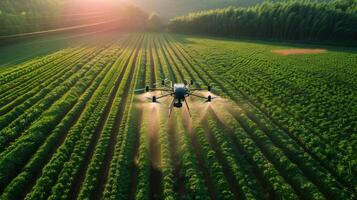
[168, 0, 357, 42]
[127, 0, 263, 19]
[0, 0, 149, 36]
[0, 0, 60, 35]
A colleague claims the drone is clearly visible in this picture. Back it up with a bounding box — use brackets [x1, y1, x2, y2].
[135, 79, 216, 117]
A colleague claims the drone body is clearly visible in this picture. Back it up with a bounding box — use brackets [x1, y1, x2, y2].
[138, 79, 214, 117]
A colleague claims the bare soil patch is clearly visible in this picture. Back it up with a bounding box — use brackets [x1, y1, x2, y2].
[272, 49, 327, 55]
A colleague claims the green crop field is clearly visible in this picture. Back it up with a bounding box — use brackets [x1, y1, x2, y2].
[0, 33, 356, 200]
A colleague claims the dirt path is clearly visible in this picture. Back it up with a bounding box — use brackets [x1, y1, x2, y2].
[272, 49, 326, 55]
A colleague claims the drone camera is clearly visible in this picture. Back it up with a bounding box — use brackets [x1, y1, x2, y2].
[174, 102, 183, 107]
[145, 86, 149, 92]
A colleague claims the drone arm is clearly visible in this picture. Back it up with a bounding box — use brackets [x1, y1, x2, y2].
[189, 88, 205, 91]
[156, 92, 174, 99]
[184, 98, 192, 117]
[168, 98, 175, 117]
[189, 93, 209, 100]
[150, 88, 172, 92]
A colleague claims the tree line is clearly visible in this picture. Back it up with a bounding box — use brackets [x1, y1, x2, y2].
[0, 0, 162, 36]
[168, 0, 357, 42]
[0, 0, 61, 35]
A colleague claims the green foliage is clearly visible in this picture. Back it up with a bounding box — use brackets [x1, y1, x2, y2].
[0, 1, 151, 36]
[131, 0, 263, 19]
[0, 0, 61, 35]
[169, 0, 357, 42]
[147, 13, 162, 31]
[0, 32, 355, 200]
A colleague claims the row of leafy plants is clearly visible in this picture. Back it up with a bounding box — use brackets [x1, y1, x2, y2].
[0, 47, 74, 85]
[77, 35, 143, 200]
[0, 47, 99, 118]
[0, 45, 110, 153]
[0, 47, 85, 101]
[161, 33, 344, 199]
[177, 36, 355, 191]
[0, 43, 123, 198]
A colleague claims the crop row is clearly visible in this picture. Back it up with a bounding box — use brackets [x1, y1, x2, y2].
[0, 44, 119, 198]
[20, 36, 136, 200]
[0, 47, 90, 100]
[149, 34, 177, 200]
[0, 46, 102, 117]
[100, 34, 144, 199]
[185, 38, 354, 193]
[47, 39, 139, 200]
[161, 35, 292, 199]
[159, 34, 350, 198]
[156, 35, 221, 199]
[77, 34, 143, 200]
[134, 35, 153, 200]
[0, 45, 122, 198]
[0, 47, 79, 85]
[177, 36, 355, 188]
[0, 45, 112, 153]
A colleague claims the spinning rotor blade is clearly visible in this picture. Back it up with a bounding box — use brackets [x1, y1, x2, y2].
[134, 88, 146, 92]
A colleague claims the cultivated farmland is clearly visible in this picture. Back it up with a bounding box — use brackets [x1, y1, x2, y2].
[0, 33, 356, 200]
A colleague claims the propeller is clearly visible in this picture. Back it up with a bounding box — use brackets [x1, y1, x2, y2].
[134, 86, 150, 93]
